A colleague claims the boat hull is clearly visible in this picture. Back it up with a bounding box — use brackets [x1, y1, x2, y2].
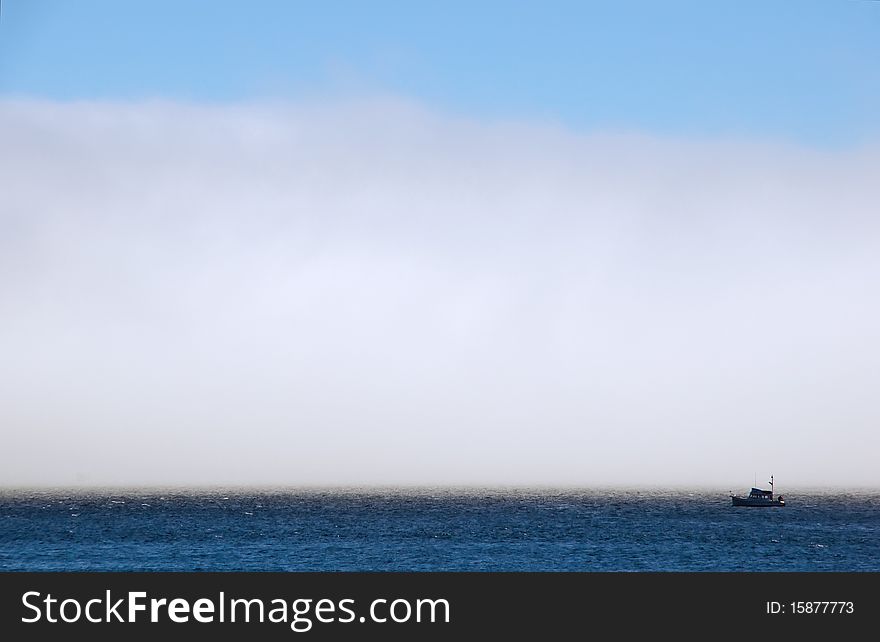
[731, 496, 784, 507]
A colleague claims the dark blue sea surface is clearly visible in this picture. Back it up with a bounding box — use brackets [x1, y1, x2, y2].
[1, 488, 878, 571]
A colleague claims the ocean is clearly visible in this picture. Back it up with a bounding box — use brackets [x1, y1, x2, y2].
[1, 488, 878, 571]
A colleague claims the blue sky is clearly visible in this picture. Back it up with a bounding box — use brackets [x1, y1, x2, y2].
[3, 2, 880, 487]
[1, 0, 878, 146]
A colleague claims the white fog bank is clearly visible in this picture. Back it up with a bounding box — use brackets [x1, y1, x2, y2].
[1, 98, 878, 487]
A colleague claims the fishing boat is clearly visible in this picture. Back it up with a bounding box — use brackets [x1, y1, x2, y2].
[731, 475, 785, 507]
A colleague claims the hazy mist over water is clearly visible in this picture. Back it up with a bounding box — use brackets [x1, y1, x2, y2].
[1, 98, 879, 488]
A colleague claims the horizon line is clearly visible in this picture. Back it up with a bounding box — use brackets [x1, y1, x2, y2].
[2, 483, 877, 493]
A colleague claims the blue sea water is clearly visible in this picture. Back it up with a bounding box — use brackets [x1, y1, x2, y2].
[1, 488, 878, 571]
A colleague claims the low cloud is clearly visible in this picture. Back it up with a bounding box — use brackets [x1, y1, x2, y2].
[1, 98, 878, 487]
